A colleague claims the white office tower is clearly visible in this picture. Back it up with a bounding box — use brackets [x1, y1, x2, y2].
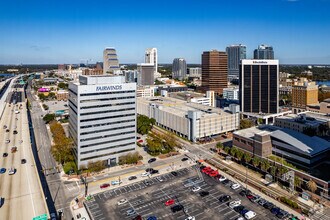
[172, 58, 187, 80]
[68, 75, 137, 168]
[103, 47, 120, 74]
[145, 48, 158, 78]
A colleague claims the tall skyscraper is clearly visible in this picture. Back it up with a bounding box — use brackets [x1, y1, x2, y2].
[68, 75, 137, 168]
[253, 44, 274, 59]
[145, 48, 158, 74]
[239, 60, 279, 114]
[226, 44, 246, 80]
[103, 47, 120, 74]
[172, 58, 187, 80]
[202, 50, 228, 95]
[137, 63, 155, 86]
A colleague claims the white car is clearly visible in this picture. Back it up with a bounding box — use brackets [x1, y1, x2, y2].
[111, 180, 122, 185]
[231, 183, 241, 190]
[117, 198, 128, 205]
[229, 200, 241, 208]
[185, 217, 195, 220]
[141, 172, 150, 177]
[245, 211, 256, 219]
[192, 186, 201, 192]
[8, 168, 16, 175]
[156, 176, 163, 182]
[219, 176, 227, 182]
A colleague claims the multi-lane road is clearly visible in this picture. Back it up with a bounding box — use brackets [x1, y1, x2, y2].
[0, 81, 48, 219]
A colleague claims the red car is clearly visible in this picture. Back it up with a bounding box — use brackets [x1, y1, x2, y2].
[209, 170, 219, 177]
[202, 167, 212, 173]
[165, 199, 175, 206]
[205, 169, 214, 175]
[137, 139, 143, 143]
[246, 194, 254, 199]
[100, 183, 110, 189]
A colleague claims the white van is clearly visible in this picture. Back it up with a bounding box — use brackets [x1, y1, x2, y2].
[245, 211, 256, 219]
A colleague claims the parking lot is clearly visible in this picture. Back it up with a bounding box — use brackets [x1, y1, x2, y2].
[84, 165, 281, 220]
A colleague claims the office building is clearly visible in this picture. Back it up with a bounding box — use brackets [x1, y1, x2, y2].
[82, 68, 103, 76]
[202, 50, 228, 95]
[253, 44, 274, 59]
[223, 87, 239, 100]
[145, 48, 158, 76]
[239, 59, 279, 114]
[188, 67, 202, 78]
[137, 63, 155, 86]
[137, 86, 155, 98]
[137, 96, 239, 142]
[68, 75, 136, 168]
[103, 47, 120, 74]
[172, 58, 187, 80]
[123, 70, 137, 83]
[292, 78, 318, 113]
[169, 90, 215, 107]
[226, 44, 246, 80]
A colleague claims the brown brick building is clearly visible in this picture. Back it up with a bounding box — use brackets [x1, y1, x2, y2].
[292, 78, 318, 113]
[202, 50, 228, 95]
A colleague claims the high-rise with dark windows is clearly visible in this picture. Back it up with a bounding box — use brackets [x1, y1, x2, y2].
[172, 58, 187, 80]
[253, 44, 274, 59]
[202, 50, 228, 95]
[239, 60, 279, 114]
[226, 44, 246, 80]
[68, 75, 136, 168]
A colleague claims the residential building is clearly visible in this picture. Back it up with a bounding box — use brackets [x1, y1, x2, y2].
[137, 86, 155, 98]
[202, 50, 228, 95]
[145, 48, 158, 77]
[103, 47, 120, 74]
[253, 44, 274, 59]
[239, 59, 279, 114]
[137, 96, 239, 142]
[188, 67, 202, 78]
[292, 78, 318, 113]
[123, 70, 137, 83]
[68, 75, 136, 168]
[137, 63, 155, 86]
[223, 87, 239, 100]
[172, 58, 187, 80]
[56, 90, 69, 101]
[226, 44, 246, 80]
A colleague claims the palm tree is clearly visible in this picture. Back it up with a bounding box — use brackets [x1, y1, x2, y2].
[243, 153, 252, 164]
[224, 146, 231, 155]
[230, 147, 237, 157]
[260, 159, 266, 171]
[216, 142, 224, 153]
[307, 179, 317, 193]
[264, 160, 271, 172]
[236, 149, 244, 162]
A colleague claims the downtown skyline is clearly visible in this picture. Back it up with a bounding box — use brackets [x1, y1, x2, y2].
[1, 0, 330, 64]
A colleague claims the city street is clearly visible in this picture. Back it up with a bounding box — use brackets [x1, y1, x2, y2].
[0, 83, 48, 219]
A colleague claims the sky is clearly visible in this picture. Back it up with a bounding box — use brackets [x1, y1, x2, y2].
[0, 0, 330, 65]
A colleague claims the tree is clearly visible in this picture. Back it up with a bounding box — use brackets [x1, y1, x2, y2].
[162, 132, 177, 149]
[42, 104, 49, 110]
[88, 161, 106, 173]
[240, 119, 254, 129]
[230, 147, 237, 157]
[224, 146, 231, 154]
[38, 93, 46, 101]
[260, 159, 266, 171]
[264, 160, 271, 172]
[294, 176, 302, 190]
[63, 161, 77, 174]
[137, 115, 155, 135]
[43, 113, 55, 123]
[58, 82, 68, 89]
[243, 153, 252, 163]
[48, 92, 56, 100]
[307, 179, 317, 193]
[270, 166, 277, 177]
[216, 142, 224, 151]
[235, 149, 244, 162]
[252, 157, 260, 167]
[118, 152, 142, 165]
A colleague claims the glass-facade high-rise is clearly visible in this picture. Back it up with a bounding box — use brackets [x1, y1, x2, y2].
[172, 58, 187, 80]
[253, 44, 274, 59]
[239, 60, 279, 114]
[226, 44, 246, 81]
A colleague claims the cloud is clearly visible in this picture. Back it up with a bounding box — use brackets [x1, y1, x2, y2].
[30, 45, 51, 51]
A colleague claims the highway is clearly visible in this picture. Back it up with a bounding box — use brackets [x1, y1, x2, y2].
[0, 81, 48, 219]
[26, 80, 77, 220]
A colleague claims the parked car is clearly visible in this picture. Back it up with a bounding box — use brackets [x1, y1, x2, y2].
[263, 202, 274, 210]
[128, 176, 137, 181]
[5, 129, 9, 133]
[150, 169, 159, 174]
[171, 171, 178, 176]
[192, 186, 201, 192]
[126, 208, 136, 216]
[8, 168, 16, 175]
[117, 199, 128, 205]
[156, 177, 163, 182]
[148, 158, 156, 163]
[13, 130, 18, 135]
[146, 216, 157, 220]
[100, 183, 110, 189]
[219, 176, 227, 182]
[2, 153, 8, 157]
[185, 217, 195, 220]
[231, 183, 241, 190]
[245, 211, 257, 219]
[251, 195, 261, 203]
[239, 189, 251, 196]
[233, 205, 245, 213]
[11, 147, 17, 153]
[229, 200, 241, 208]
[111, 180, 122, 185]
[0, 168, 6, 174]
[199, 191, 210, 197]
[276, 210, 288, 219]
[181, 157, 189, 161]
[200, 165, 206, 170]
[5, 139, 10, 144]
[0, 197, 4, 208]
[271, 207, 280, 215]
[219, 195, 231, 202]
[240, 209, 249, 216]
[165, 199, 175, 206]
[258, 199, 267, 206]
[171, 204, 184, 213]
[145, 168, 154, 173]
[246, 194, 255, 200]
[21, 159, 27, 164]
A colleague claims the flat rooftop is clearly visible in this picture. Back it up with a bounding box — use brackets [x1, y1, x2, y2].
[276, 113, 329, 126]
[234, 125, 330, 157]
[169, 91, 207, 101]
[138, 96, 234, 118]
